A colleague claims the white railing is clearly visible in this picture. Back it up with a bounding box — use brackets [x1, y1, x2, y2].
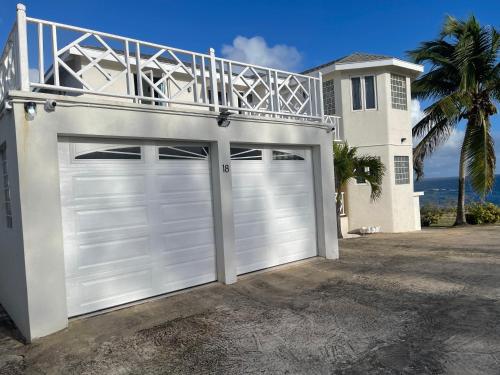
[335, 191, 346, 216]
[324, 115, 341, 140]
[0, 4, 334, 124]
[0, 25, 19, 105]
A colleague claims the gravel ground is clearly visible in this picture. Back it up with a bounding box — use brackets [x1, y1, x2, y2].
[1, 225, 500, 374]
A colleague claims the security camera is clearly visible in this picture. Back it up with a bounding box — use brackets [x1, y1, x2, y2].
[44, 99, 57, 111]
[326, 125, 335, 134]
[217, 109, 231, 127]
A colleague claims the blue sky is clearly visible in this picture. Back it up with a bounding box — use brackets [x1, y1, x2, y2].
[0, 0, 498, 177]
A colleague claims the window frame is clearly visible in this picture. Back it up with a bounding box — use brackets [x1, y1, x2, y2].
[350, 76, 363, 111]
[230, 147, 263, 161]
[157, 145, 210, 161]
[71, 144, 145, 164]
[390, 73, 408, 110]
[350, 75, 378, 112]
[394, 155, 410, 185]
[364, 75, 377, 110]
[322, 79, 336, 115]
[272, 150, 305, 161]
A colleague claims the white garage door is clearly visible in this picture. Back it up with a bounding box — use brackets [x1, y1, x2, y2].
[231, 147, 317, 275]
[58, 141, 217, 316]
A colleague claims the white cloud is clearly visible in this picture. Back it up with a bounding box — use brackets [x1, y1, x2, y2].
[221, 36, 302, 71]
[410, 99, 425, 126]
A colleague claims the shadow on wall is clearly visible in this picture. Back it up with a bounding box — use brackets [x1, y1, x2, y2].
[0, 304, 25, 344]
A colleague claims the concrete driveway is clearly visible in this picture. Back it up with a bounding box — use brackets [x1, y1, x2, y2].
[1, 225, 500, 374]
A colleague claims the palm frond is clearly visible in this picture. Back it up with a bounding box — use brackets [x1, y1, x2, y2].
[462, 114, 496, 196]
[353, 156, 386, 201]
[333, 142, 386, 202]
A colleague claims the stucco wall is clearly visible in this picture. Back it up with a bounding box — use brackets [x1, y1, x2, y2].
[0, 110, 30, 340]
[5, 90, 338, 341]
[324, 66, 420, 233]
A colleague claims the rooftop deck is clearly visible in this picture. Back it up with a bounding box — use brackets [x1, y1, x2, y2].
[1, 4, 340, 136]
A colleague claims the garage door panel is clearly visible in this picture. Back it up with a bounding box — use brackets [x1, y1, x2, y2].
[156, 191, 212, 204]
[232, 187, 267, 200]
[232, 147, 317, 275]
[234, 211, 268, 225]
[160, 228, 214, 252]
[236, 227, 312, 252]
[159, 257, 214, 290]
[77, 206, 149, 233]
[159, 202, 213, 222]
[158, 244, 214, 265]
[158, 217, 214, 234]
[234, 221, 271, 240]
[156, 173, 211, 193]
[76, 237, 151, 270]
[72, 175, 147, 198]
[66, 268, 154, 316]
[59, 142, 217, 317]
[231, 174, 266, 187]
[75, 226, 151, 246]
[233, 197, 267, 214]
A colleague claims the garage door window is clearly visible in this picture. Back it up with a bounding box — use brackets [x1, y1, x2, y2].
[159, 146, 209, 160]
[272, 150, 305, 160]
[75, 146, 142, 160]
[230, 148, 262, 160]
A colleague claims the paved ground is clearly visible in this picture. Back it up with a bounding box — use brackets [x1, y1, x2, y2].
[1, 225, 500, 374]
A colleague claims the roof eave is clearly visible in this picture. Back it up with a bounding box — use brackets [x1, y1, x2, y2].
[305, 58, 424, 76]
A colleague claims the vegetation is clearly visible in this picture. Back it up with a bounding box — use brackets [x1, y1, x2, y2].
[333, 142, 385, 238]
[420, 202, 500, 226]
[409, 15, 499, 226]
[466, 202, 500, 224]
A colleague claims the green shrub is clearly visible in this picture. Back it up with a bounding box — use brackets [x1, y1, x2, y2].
[420, 205, 443, 227]
[466, 203, 500, 224]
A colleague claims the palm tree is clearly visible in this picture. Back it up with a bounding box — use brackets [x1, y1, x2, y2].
[409, 15, 499, 225]
[333, 142, 385, 238]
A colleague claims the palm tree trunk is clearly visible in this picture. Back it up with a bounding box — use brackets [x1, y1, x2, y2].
[454, 145, 467, 225]
[336, 199, 343, 239]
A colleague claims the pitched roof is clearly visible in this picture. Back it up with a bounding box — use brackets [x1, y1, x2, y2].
[302, 52, 398, 74]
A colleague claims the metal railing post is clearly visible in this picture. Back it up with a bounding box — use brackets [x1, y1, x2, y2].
[208, 48, 219, 112]
[16, 3, 30, 91]
[318, 71, 324, 122]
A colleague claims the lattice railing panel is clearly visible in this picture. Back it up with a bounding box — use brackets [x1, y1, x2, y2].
[1, 7, 330, 122]
[57, 32, 129, 93]
[223, 61, 273, 112]
[276, 73, 312, 116]
[0, 27, 19, 104]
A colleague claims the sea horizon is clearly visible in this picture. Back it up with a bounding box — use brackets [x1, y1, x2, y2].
[414, 174, 500, 207]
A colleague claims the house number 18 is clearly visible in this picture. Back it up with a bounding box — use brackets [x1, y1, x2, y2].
[222, 164, 230, 173]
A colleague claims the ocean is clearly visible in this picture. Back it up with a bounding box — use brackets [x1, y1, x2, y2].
[414, 175, 500, 207]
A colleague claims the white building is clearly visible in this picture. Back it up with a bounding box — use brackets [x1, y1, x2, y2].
[304, 53, 424, 234]
[0, 5, 338, 341]
[0, 5, 423, 342]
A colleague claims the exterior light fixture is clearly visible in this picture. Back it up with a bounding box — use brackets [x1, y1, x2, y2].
[401, 137, 407, 143]
[326, 125, 335, 133]
[24, 102, 37, 120]
[217, 109, 231, 127]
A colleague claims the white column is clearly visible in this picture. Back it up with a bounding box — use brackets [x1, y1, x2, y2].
[210, 138, 237, 283]
[208, 48, 219, 113]
[16, 3, 30, 91]
[313, 140, 339, 259]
